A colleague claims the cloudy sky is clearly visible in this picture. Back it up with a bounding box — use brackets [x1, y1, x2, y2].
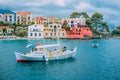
[0, 0, 120, 29]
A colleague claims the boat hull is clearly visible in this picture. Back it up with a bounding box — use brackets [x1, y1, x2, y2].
[15, 47, 77, 62]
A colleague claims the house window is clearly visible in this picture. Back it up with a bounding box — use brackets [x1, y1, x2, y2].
[39, 33, 41, 36]
[30, 33, 32, 36]
[79, 29, 81, 32]
[10, 19, 12, 21]
[36, 29, 38, 32]
[51, 33, 52, 36]
[35, 25, 37, 27]
[54, 25, 56, 28]
[5, 19, 7, 21]
[46, 33, 48, 36]
[54, 33, 56, 36]
[62, 33, 64, 36]
[9, 16, 12, 18]
[33, 29, 35, 32]
[5, 16, 7, 18]
[35, 33, 37, 36]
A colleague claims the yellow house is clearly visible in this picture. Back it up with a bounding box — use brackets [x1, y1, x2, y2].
[47, 16, 61, 24]
[43, 23, 67, 38]
[16, 12, 32, 25]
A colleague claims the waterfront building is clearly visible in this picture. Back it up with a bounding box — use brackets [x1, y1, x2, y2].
[3, 13, 15, 24]
[47, 16, 61, 24]
[43, 23, 67, 38]
[28, 24, 44, 39]
[0, 9, 16, 24]
[61, 15, 86, 28]
[0, 14, 3, 22]
[0, 26, 13, 36]
[32, 18, 36, 24]
[35, 16, 45, 24]
[66, 27, 92, 38]
[16, 12, 32, 25]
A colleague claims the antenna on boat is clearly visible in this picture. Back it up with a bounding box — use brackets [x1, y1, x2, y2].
[57, 29, 60, 51]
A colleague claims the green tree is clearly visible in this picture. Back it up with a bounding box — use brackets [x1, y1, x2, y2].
[102, 22, 110, 32]
[3, 28, 7, 33]
[111, 26, 120, 37]
[62, 20, 68, 28]
[70, 12, 81, 18]
[86, 18, 92, 28]
[91, 12, 103, 31]
[80, 12, 89, 18]
[64, 26, 71, 31]
[0, 21, 4, 26]
[70, 12, 89, 18]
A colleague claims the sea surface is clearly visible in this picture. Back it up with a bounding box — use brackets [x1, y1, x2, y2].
[0, 38, 120, 80]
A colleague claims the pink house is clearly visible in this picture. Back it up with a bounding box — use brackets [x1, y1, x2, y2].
[66, 27, 92, 38]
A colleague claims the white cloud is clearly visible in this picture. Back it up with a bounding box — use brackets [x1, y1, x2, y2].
[74, 1, 120, 27]
[0, 0, 6, 4]
[75, 2, 95, 10]
[26, 0, 68, 7]
[54, 0, 66, 7]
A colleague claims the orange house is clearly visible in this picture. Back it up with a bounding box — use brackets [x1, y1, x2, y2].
[35, 16, 45, 24]
[66, 27, 92, 38]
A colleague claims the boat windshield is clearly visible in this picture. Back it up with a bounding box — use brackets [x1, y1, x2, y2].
[31, 48, 46, 52]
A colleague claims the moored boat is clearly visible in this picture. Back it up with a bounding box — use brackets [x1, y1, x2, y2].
[15, 44, 77, 62]
[92, 43, 99, 48]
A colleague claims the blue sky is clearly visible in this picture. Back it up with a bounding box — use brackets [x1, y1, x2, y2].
[0, 0, 120, 29]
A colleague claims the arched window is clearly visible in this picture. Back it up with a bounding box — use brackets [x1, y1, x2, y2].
[35, 33, 37, 36]
[33, 29, 35, 32]
[39, 33, 41, 36]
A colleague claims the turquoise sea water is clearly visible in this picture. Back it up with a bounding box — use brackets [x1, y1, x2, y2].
[0, 39, 120, 80]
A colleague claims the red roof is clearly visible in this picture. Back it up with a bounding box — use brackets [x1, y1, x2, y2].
[0, 26, 13, 29]
[17, 12, 31, 15]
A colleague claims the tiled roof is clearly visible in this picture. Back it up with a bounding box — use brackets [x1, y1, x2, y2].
[0, 9, 15, 14]
[17, 12, 31, 15]
[0, 26, 13, 29]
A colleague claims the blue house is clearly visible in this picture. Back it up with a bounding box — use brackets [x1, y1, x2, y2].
[0, 9, 16, 24]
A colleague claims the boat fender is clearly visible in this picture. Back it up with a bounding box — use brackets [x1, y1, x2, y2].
[49, 53, 53, 59]
[45, 58, 49, 61]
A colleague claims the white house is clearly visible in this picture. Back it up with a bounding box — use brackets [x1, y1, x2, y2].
[61, 15, 86, 28]
[3, 13, 15, 24]
[0, 14, 3, 22]
[28, 24, 44, 39]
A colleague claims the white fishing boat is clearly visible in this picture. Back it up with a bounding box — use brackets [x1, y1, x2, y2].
[92, 43, 99, 48]
[15, 43, 77, 62]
